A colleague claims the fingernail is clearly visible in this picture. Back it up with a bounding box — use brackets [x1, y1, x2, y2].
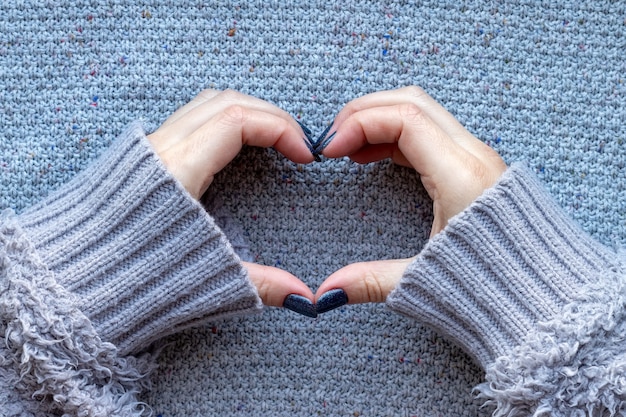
[316, 289, 348, 314]
[283, 294, 318, 318]
[296, 120, 312, 137]
[313, 121, 334, 147]
[313, 119, 335, 147]
[302, 136, 314, 152]
[297, 120, 315, 151]
[313, 131, 336, 154]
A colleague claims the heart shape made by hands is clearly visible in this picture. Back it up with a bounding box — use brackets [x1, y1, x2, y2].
[297, 120, 337, 162]
[281, 120, 346, 319]
[283, 289, 348, 319]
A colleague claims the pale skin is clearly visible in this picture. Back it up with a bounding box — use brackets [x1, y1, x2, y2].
[316, 86, 507, 305]
[147, 89, 316, 307]
[148, 87, 507, 309]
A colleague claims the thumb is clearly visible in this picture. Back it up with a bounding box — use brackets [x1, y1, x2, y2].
[242, 261, 315, 307]
[315, 258, 414, 305]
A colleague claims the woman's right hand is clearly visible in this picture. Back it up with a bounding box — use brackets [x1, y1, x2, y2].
[148, 89, 316, 309]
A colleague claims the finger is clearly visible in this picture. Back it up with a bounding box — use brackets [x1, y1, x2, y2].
[316, 258, 413, 304]
[243, 262, 315, 307]
[158, 89, 222, 129]
[204, 106, 314, 166]
[323, 103, 460, 180]
[347, 143, 412, 167]
[161, 107, 313, 198]
[327, 87, 493, 164]
[151, 90, 308, 152]
[332, 87, 471, 144]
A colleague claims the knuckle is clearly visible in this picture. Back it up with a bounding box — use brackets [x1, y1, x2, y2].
[402, 85, 427, 99]
[218, 88, 241, 102]
[397, 102, 425, 123]
[469, 158, 489, 182]
[463, 155, 499, 194]
[219, 104, 248, 125]
[197, 88, 218, 100]
[361, 270, 385, 303]
[342, 100, 362, 117]
[343, 101, 358, 114]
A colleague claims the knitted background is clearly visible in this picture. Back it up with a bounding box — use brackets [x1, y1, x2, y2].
[1, 1, 624, 416]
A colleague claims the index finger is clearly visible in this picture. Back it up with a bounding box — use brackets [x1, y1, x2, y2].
[325, 87, 487, 161]
[322, 102, 462, 181]
[160, 107, 314, 199]
[151, 89, 311, 154]
[333, 87, 471, 143]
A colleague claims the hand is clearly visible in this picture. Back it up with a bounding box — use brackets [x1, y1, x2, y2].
[148, 89, 316, 308]
[316, 87, 507, 306]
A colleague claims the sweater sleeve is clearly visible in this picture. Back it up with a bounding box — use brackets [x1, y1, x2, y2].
[386, 163, 626, 416]
[0, 123, 262, 416]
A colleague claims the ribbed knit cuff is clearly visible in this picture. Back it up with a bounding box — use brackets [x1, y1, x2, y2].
[386, 163, 617, 368]
[18, 122, 263, 355]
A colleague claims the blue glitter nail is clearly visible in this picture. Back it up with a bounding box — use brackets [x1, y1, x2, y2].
[310, 120, 336, 160]
[296, 118, 336, 162]
[296, 119, 322, 161]
[296, 120, 313, 137]
[296, 120, 314, 147]
[301, 136, 315, 153]
[313, 131, 336, 154]
[313, 122, 334, 148]
[316, 289, 348, 314]
[283, 294, 318, 318]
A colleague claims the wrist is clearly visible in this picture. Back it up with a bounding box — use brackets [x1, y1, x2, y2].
[387, 163, 617, 368]
[18, 123, 262, 354]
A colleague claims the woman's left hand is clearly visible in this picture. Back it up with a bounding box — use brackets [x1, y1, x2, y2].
[316, 87, 507, 306]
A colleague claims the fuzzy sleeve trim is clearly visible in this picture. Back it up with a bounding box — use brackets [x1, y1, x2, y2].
[0, 210, 153, 416]
[477, 252, 626, 416]
[18, 122, 262, 355]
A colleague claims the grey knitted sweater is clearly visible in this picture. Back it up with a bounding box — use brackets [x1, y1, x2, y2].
[1, 124, 624, 416]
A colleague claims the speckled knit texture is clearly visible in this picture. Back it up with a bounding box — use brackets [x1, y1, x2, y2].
[1, 1, 625, 416]
[17, 123, 262, 355]
[387, 163, 619, 368]
[387, 164, 626, 415]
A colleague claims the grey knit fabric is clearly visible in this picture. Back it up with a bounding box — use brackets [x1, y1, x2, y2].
[0, 211, 152, 416]
[387, 163, 618, 368]
[0, 124, 262, 415]
[17, 123, 263, 355]
[1, 1, 625, 416]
